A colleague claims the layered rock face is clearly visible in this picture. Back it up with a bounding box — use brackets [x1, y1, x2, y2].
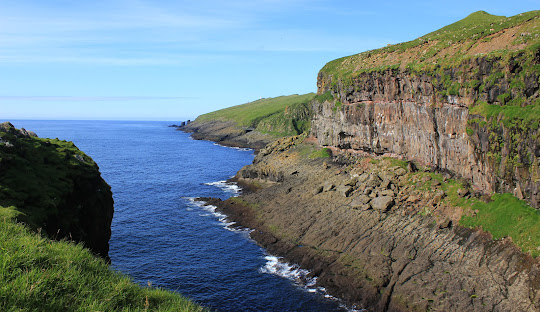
[313, 54, 540, 208]
[0, 122, 114, 259]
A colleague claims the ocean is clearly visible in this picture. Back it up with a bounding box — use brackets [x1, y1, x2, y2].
[11, 120, 355, 312]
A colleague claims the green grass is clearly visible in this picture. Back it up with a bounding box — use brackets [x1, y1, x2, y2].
[294, 143, 332, 159]
[0, 132, 104, 226]
[0, 206, 206, 312]
[308, 147, 332, 159]
[321, 10, 540, 79]
[470, 100, 540, 129]
[319, 10, 540, 109]
[0, 128, 113, 250]
[195, 93, 315, 129]
[401, 168, 540, 258]
[460, 193, 540, 257]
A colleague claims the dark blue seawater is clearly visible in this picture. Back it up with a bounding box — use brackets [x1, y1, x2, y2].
[11, 120, 354, 312]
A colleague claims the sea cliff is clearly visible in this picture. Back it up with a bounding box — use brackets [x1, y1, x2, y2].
[182, 10, 540, 312]
[315, 11, 540, 208]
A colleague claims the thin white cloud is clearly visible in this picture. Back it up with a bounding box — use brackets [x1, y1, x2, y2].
[0, 0, 386, 65]
[0, 96, 197, 101]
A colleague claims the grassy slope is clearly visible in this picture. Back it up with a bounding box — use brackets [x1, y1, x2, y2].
[321, 10, 540, 77]
[365, 156, 540, 257]
[0, 126, 205, 311]
[0, 131, 106, 229]
[195, 93, 315, 137]
[412, 169, 540, 257]
[0, 206, 206, 312]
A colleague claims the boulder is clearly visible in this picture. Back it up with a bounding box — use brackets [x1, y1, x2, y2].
[380, 179, 391, 190]
[365, 174, 382, 188]
[370, 196, 394, 212]
[407, 161, 417, 172]
[351, 195, 371, 205]
[350, 195, 372, 210]
[337, 185, 354, 197]
[394, 167, 407, 176]
[323, 181, 335, 192]
[457, 188, 469, 198]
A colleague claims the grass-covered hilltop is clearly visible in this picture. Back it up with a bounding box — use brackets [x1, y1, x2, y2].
[181, 10, 540, 312]
[0, 122, 206, 311]
[182, 93, 315, 149]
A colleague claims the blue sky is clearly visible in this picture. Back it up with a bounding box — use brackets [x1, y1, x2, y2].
[1, 0, 538, 121]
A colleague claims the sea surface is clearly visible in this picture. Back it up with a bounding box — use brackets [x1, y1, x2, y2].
[11, 120, 356, 312]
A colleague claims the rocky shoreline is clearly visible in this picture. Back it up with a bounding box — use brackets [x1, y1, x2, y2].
[178, 119, 275, 151]
[187, 130, 539, 312]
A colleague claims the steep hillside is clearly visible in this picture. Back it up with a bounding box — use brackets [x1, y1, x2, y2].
[181, 93, 315, 149]
[0, 122, 113, 258]
[313, 10, 540, 208]
[179, 10, 540, 312]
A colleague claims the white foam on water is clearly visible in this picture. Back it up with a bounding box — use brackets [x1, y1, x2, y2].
[204, 180, 242, 197]
[212, 142, 253, 152]
[184, 198, 363, 311]
[259, 255, 317, 288]
[184, 197, 250, 235]
[259, 255, 366, 312]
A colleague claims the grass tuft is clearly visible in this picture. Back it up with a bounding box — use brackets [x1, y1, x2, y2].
[460, 193, 540, 257]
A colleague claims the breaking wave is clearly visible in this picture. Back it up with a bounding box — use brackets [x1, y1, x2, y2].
[204, 180, 241, 197]
[260, 256, 366, 312]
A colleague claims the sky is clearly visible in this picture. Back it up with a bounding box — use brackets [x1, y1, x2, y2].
[1, 0, 539, 121]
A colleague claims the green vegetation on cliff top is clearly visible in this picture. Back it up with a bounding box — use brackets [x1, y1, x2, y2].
[319, 10, 540, 124]
[320, 10, 540, 77]
[0, 206, 206, 312]
[0, 129, 105, 230]
[195, 93, 315, 137]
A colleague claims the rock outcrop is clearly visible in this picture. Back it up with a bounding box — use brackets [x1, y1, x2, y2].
[313, 50, 539, 209]
[180, 11, 540, 311]
[180, 119, 275, 150]
[212, 137, 540, 311]
[0, 122, 114, 259]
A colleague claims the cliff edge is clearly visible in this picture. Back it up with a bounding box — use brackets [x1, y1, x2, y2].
[314, 10, 540, 208]
[0, 122, 114, 259]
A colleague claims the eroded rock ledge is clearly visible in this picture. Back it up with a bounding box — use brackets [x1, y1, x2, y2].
[179, 119, 275, 150]
[208, 136, 540, 312]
